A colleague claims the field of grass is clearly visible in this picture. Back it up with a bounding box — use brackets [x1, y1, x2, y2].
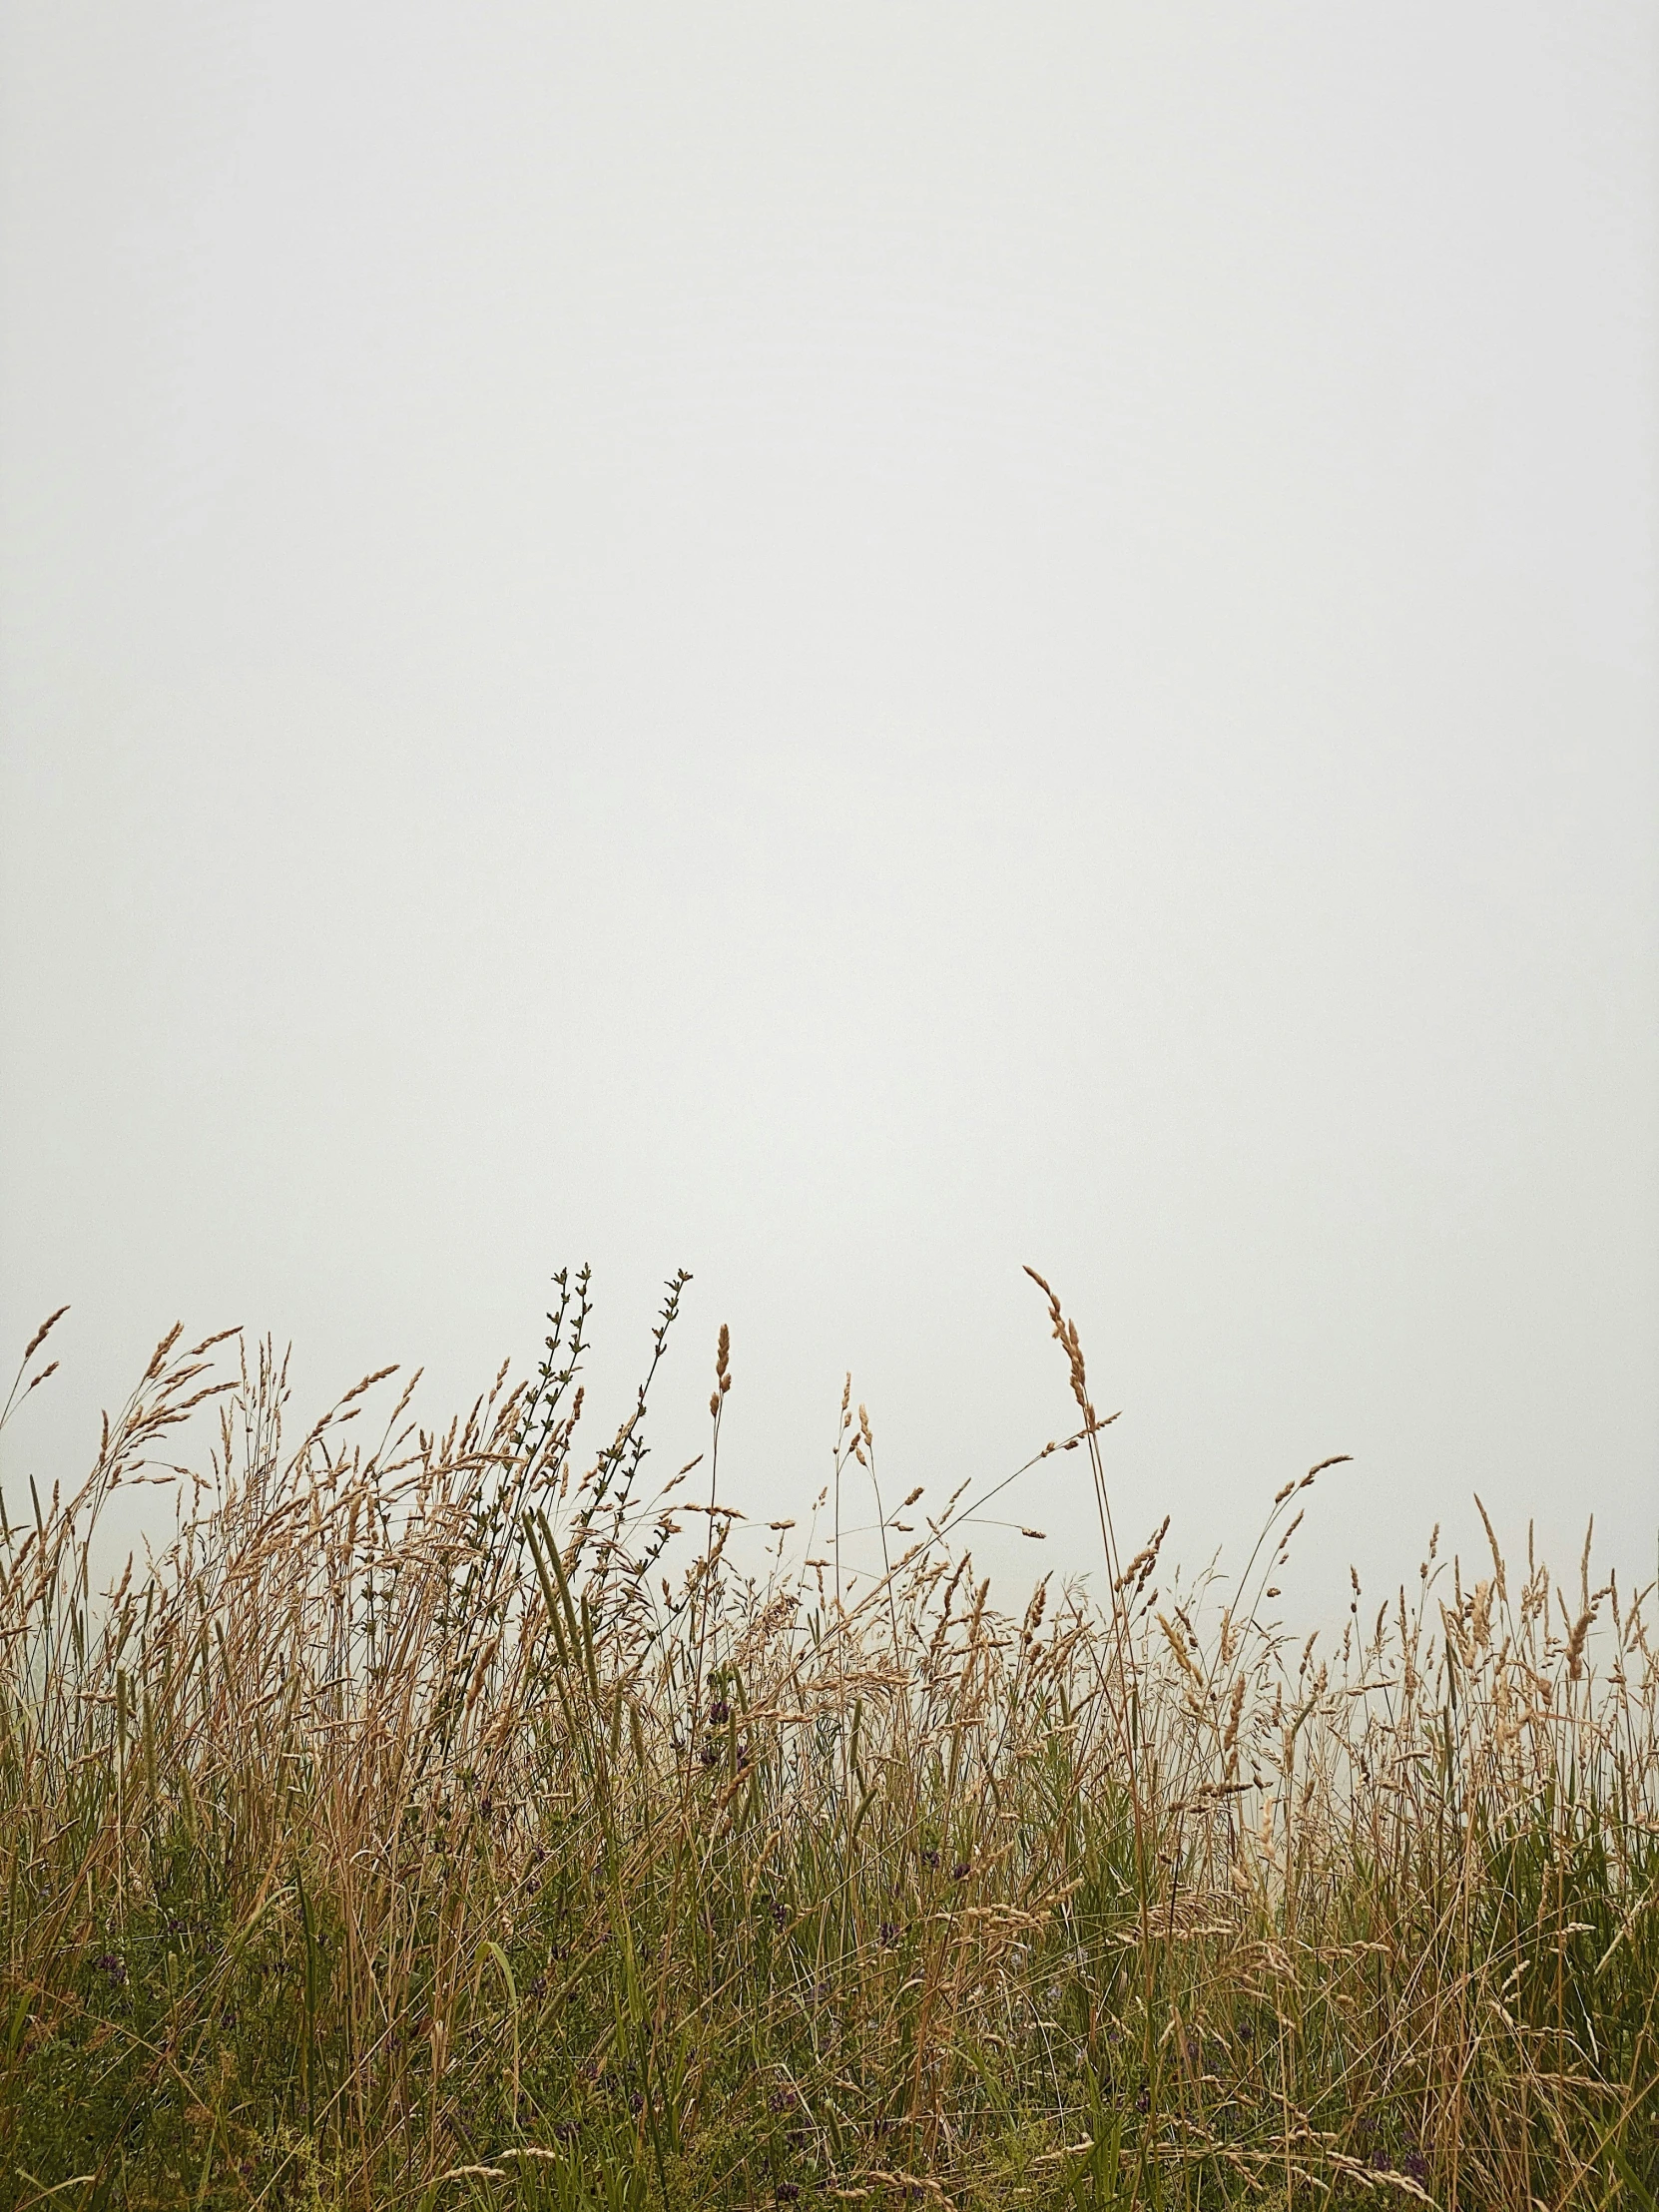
[0, 1269, 1654, 2210]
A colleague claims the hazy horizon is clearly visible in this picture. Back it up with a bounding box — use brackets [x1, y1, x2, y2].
[2, 4, 1656, 1610]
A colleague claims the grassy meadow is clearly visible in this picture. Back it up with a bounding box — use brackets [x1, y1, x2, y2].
[0, 1270, 1655, 2210]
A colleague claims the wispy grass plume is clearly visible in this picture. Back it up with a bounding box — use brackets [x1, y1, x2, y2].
[0, 1275, 1653, 2209]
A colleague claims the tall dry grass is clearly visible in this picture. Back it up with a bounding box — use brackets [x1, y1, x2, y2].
[0, 1272, 1654, 2210]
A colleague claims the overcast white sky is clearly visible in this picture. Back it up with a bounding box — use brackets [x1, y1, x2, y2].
[2, 4, 1655, 1609]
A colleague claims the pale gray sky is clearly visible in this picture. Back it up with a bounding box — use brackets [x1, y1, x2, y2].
[2, 4, 1656, 1606]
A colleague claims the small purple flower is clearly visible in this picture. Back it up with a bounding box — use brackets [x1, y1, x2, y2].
[776, 2187, 802, 2205]
[700, 1741, 721, 1768]
[920, 1848, 940, 1871]
[708, 1700, 731, 1727]
[951, 1862, 970, 1883]
[879, 1922, 900, 1948]
[770, 1900, 788, 1932]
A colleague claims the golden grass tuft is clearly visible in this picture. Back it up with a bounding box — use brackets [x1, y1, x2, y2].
[0, 1270, 1654, 2210]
